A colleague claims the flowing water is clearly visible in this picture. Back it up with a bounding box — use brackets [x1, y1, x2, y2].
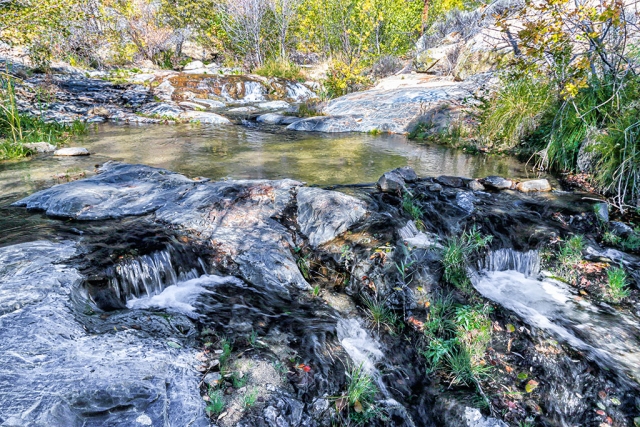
[475, 249, 640, 385]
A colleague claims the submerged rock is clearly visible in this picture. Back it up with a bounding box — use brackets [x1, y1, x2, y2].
[53, 147, 90, 156]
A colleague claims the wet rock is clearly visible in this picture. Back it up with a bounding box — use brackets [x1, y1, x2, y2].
[429, 183, 443, 192]
[296, 187, 368, 248]
[610, 221, 634, 238]
[228, 106, 259, 113]
[89, 106, 110, 117]
[179, 101, 208, 110]
[516, 179, 552, 193]
[139, 102, 182, 118]
[464, 407, 508, 427]
[286, 115, 362, 133]
[393, 166, 418, 182]
[24, 142, 56, 153]
[436, 175, 464, 188]
[0, 241, 207, 427]
[203, 372, 222, 386]
[54, 147, 90, 156]
[456, 192, 475, 214]
[481, 176, 513, 190]
[179, 110, 231, 124]
[399, 221, 442, 249]
[256, 113, 299, 125]
[377, 171, 406, 193]
[468, 179, 485, 191]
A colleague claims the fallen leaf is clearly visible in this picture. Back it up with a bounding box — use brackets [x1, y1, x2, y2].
[517, 372, 528, 380]
[598, 391, 607, 399]
[596, 410, 606, 416]
[354, 400, 363, 413]
[217, 411, 227, 420]
[525, 380, 538, 393]
[335, 397, 347, 412]
[506, 324, 516, 333]
[167, 341, 182, 349]
[303, 365, 311, 373]
[610, 397, 621, 405]
[505, 365, 513, 373]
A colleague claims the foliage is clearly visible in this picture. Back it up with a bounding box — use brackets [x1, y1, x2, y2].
[254, 58, 304, 80]
[323, 59, 371, 98]
[342, 363, 379, 423]
[555, 235, 584, 280]
[402, 193, 425, 230]
[242, 388, 259, 408]
[363, 296, 398, 333]
[605, 266, 629, 303]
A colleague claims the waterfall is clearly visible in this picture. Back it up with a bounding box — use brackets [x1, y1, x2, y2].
[105, 247, 204, 302]
[481, 248, 540, 277]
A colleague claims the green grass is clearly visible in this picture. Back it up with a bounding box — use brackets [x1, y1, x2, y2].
[477, 76, 554, 149]
[232, 371, 248, 388]
[205, 389, 225, 416]
[605, 266, 630, 303]
[344, 363, 379, 424]
[242, 388, 259, 408]
[362, 296, 398, 333]
[218, 338, 233, 373]
[0, 75, 87, 160]
[254, 59, 304, 80]
[441, 227, 492, 294]
[556, 235, 584, 280]
[402, 193, 425, 230]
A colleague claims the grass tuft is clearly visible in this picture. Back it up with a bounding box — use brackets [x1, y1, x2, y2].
[605, 266, 629, 303]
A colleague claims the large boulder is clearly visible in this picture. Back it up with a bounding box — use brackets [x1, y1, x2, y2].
[516, 179, 552, 193]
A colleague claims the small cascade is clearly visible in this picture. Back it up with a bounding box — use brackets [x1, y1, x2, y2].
[474, 250, 640, 385]
[105, 246, 204, 303]
[482, 248, 540, 277]
[337, 318, 417, 427]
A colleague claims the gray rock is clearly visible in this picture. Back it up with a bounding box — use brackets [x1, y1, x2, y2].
[482, 176, 513, 190]
[287, 84, 471, 134]
[516, 179, 552, 193]
[183, 60, 205, 71]
[296, 187, 367, 248]
[179, 110, 231, 124]
[464, 407, 508, 427]
[393, 166, 418, 182]
[24, 142, 56, 153]
[0, 241, 207, 427]
[257, 113, 286, 124]
[139, 102, 182, 118]
[53, 147, 90, 156]
[456, 192, 475, 214]
[258, 100, 290, 110]
[468, 180, 485, 191]
[610, 221, 633, 238]
[436, 175, 464, 188]
[203, 372, 222, 386]
[377, 171, 405, 193]
[594, 202, 609, 223]
[429, 183, 443, 192]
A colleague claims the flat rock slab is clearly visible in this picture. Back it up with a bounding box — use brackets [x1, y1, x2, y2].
[288, 85, 470, 134]
[482, 176, 513, 190]
[297, 187, 368, 248]
[54, 147, 90, 156]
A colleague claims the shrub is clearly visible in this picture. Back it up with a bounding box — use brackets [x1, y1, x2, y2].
[205, 389, 225, 416]
[605, 266, 629, 303]
[254, 59, 304, 80]
[441, 226, 492, 293]
[323, 59, 371, 99]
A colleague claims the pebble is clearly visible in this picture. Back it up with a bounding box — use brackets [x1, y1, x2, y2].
[53, 147, 90, 156]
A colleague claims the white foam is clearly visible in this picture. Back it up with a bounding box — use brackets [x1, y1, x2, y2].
[337, 318, 384, 374]
[126, 274, 240, 315]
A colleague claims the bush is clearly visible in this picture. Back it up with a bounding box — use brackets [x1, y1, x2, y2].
[254, 59, 305, 80]
[605, 266, 629, 303]
[323, 59, 371, 99]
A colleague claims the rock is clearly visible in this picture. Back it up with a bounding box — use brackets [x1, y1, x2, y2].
[53, 147, 90, 156]
[296, 187, 368, 248]
[464, 407, 508, 427]
[393, 166, 418, 182]
[577, 128, 602, 173]
[257, 101, 290, 110]
[429, 183, 443, 192]
[139, 102, 182, 118]
[203, 372, 222, 386]
[178, 111, 231, 124]
[377, 171, 406, 193]
[192, 99, 226, 109]
[594, 202, 609, 223]
[23, 142, 56, 153]
[288, 84, 470, 134]
[0, 241, 207, 427]
[456, 192, 475, 214]
[183, 60, 205, 71]
[15, 162, 310, 292]
[257, 113, 286, 124]
[228, 106, 259, 113]
[89, 106, 110, 117]
[436, 175, 464, 188]
[610, 221, 633, 238]
[468, 180, 485, 191]
[482, 176, 513, 190]
[178, 101, 207, 111]
[516, 179, 552, 193]
[414, 43, 461, 74]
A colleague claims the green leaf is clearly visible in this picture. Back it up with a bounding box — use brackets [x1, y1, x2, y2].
[506, 323, 516, 333]
[525, 379, 539, 393]
[167, 341, 182, 349]
[517, 372, 528, 380]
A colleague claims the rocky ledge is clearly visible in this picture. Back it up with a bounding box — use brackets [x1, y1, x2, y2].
[5, 163, 640, 427]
